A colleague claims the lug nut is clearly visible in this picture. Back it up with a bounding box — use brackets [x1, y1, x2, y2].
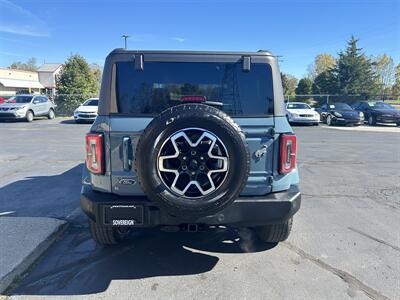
[191, 151, 196, 156]
[182, 165, 187, 170]
[199, 165, 205, 171]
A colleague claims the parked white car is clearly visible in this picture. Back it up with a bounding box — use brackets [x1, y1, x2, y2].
[286, 102, 320, 125]
[74, 98, 99, 123]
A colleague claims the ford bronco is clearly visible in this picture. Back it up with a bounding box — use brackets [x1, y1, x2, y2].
[80, 49, 301, 245]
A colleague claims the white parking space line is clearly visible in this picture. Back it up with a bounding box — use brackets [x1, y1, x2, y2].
[65, 207, 82, 221]
[320, 124, 400, 133]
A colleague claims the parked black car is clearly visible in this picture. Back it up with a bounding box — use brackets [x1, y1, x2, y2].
[351, 101, 400, 126]
[317, 102, 364, 126]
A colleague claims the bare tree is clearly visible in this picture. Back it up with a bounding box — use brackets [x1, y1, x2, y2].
[371, 54, 395, 94]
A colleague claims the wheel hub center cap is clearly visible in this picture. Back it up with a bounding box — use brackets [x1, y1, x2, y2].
[189, 159, 199, 170]
[157, 128, 229, 198]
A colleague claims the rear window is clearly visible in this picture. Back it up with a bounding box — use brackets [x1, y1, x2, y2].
[115, 61, 274, 116]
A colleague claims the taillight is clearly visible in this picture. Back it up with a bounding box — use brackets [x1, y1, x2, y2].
[279, 134, 297, 174]
[86, 133, 104, 174]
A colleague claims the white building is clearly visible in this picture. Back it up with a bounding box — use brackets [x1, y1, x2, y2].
[0, 68, 44, 96]
[37, 63, 63, 96]
[0, 63, 63, 98]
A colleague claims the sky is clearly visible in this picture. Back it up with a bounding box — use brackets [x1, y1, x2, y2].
[0, 0, 399, 78]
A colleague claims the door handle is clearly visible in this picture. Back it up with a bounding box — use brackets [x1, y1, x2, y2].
[122, 137, 132, 171]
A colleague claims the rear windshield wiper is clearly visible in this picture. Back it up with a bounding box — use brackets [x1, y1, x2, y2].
[203, 100, 224, 107]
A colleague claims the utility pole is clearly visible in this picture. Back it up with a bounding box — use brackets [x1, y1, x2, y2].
[122, 35, 130, 49]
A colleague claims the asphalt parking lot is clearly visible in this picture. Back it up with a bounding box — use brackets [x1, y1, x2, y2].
[0, 120, 399, 300]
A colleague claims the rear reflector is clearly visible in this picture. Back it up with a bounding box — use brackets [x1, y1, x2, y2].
[279, 134, 297, 174]
[86, 133, 104, 174]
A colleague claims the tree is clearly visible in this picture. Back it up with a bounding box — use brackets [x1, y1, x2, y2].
[281, 73, 298, 96]
[335, 36, 378, 96]
[56, 54, 99, 114]
[392, 64, 400, 96]
[90, 63, 103, 87]
[312, 71, 338, 94]
[295, 78, 313, 95]
[9, 57, 38, 71]
[307, 54, 336, 79]
[371, 54, 395, 94]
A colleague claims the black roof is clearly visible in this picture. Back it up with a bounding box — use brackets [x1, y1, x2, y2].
[109, 48, 275, 57]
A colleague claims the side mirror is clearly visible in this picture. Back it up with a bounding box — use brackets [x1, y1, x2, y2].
[33, 99, 40, 104]
[311, 108, 315, 111]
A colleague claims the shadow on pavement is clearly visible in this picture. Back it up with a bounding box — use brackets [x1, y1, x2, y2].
[59, 119, 93, 125]
[0, 164, 83, 219]
[5, 164, 277, 296]
[10, 216, 276, 296]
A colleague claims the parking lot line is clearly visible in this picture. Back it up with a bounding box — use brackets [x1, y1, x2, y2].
[320, 124, 400, 133]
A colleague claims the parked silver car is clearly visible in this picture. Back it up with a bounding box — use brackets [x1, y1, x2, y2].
[0, 95, 56, 122]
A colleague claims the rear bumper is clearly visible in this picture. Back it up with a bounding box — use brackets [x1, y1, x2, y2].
[80, 184, 301, 227]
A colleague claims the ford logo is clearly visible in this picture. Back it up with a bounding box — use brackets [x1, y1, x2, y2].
[118, 178, 136, 185]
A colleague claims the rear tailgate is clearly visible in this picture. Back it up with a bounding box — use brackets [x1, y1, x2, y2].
[108, 116, 275, 196]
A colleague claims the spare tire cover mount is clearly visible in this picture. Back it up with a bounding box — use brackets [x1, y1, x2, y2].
[134, 104, 250, 217]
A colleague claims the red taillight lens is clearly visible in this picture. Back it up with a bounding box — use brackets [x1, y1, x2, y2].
[279, 134, 297, 174]
[85, 133, 104, 174]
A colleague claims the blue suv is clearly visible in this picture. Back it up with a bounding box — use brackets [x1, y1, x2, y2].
[80, 49, 301, 245]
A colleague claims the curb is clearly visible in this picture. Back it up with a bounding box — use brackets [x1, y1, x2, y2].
[0, 221, 69, 295]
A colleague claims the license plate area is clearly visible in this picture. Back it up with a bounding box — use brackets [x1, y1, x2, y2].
[104, 205, 144, 226]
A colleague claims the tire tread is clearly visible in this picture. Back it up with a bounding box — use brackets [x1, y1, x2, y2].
[255, 218, 293, 243]
[89, 220, 119, 245]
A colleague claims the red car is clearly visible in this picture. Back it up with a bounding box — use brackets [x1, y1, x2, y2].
[0, 97, 6, 105]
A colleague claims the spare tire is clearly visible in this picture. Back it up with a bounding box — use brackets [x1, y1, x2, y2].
[135, 104, 250, 217]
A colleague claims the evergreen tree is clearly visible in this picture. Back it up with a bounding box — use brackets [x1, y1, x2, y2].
[335, 36, 378, 96]
[56, 54, 99, 114]
[295, 78, 313, 95]
[312, 71, 338, 94]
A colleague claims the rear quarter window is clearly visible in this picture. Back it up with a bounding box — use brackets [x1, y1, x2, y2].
[115, 61, 274, 116]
